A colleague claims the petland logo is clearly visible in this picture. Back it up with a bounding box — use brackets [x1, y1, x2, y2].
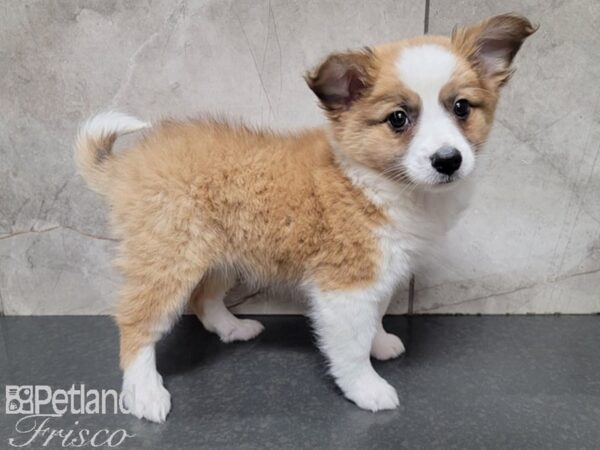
[4, 385, 135, 448]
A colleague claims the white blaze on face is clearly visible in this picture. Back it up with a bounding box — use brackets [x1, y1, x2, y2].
[395, 44, 475, 185]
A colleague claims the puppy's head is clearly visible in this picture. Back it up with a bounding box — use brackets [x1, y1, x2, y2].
[306, 14, 536, 188]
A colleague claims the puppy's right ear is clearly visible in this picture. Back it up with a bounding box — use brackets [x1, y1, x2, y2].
[305, 49, 377, 112]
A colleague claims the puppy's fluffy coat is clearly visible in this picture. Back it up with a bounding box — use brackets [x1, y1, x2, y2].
[76, 14, 535, 422]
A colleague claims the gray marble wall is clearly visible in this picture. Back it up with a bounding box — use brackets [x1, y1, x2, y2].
[1, 0, 598, 315]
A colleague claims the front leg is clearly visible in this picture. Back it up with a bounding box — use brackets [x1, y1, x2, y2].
[308, 287, 399, 411]
[370, 295, 405, 361]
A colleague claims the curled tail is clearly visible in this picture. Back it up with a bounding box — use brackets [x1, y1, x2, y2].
[74, 111, 150, 193]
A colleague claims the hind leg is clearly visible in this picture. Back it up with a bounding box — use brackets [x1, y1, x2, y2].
[190, 273, 264, 343]
[117, 255, 205, 423]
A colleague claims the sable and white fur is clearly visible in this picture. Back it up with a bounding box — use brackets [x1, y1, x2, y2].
[75, 14, 535, 422]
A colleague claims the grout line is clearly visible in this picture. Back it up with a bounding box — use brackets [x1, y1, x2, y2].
[408, 274, 415, 315]
[228, 289, 263, 309]
[424, 0, 430, 34]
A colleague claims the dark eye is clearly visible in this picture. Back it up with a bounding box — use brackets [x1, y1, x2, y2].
[386, 110, 409, 132]
[453, 99, 471, 118]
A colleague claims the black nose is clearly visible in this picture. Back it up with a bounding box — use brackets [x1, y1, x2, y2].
[430, 147, 462, 175]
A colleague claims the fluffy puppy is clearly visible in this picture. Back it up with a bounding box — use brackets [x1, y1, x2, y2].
[75, 14, 535, 422]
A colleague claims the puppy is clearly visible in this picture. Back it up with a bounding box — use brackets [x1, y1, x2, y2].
[75, 14, 535, 422]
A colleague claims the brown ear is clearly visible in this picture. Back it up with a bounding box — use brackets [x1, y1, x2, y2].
[452, 14, 537, 86]
[305, 49, 376, 112]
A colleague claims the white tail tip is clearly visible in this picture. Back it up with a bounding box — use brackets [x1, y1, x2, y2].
[81, 111, 150, 139]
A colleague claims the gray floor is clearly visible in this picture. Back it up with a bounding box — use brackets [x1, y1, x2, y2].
[1, 315, 599, 449]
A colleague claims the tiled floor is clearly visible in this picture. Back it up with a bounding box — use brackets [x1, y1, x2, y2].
[1, 315, 599, 449]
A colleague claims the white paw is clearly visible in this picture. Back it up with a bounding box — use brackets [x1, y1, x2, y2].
[342, 373, 399, 412]
[371, 331, 405, 361]
[220, 319, 264, 343]
[122, 371, 171, 423]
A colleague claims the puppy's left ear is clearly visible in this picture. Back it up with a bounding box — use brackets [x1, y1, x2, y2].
[305, 49, 377, 113]
[452, 14, 538, 86]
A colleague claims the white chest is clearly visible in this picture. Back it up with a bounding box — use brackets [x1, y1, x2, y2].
[370, 179, 474, 292]
[335, 149, 474, 292]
